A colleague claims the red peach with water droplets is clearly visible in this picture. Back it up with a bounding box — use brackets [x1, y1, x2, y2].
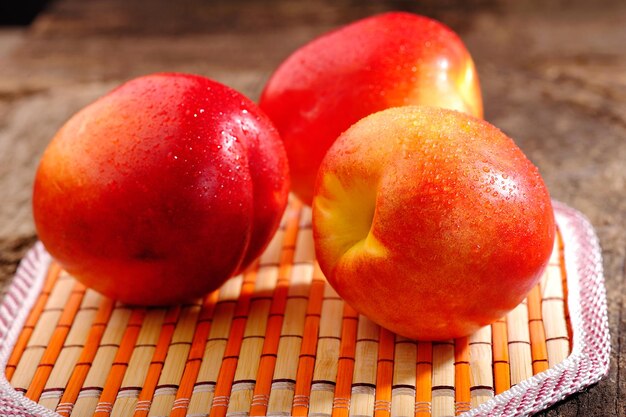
[313, 106, 555, 340]
[33, 73, 289, 305]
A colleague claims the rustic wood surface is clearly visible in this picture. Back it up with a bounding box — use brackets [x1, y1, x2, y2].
[0, 0, 624, 416]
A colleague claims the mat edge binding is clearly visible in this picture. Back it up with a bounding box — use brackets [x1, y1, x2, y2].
[0, 242, 60, 417]
[0, 202, 611, 417]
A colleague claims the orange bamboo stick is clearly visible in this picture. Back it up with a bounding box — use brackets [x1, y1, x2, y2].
[55, 297, 116, 416]
[209, 266, 258, 417]
[6, 262, 61, 381]
[491, 318, 511, 394]
[25, 281, 86, 401]
[291, 262, 326, 417]
[415, 341, 432, 417]
[374, 327, 395, 417]
[169, 291, 220, 417]
[132, 306, 182, 417]
[249, 201, 302, 416]
[331, 303, 359, 417]
[454, 337, 471, 415]
[527, 285, 549, 375]
[556, 230, 573, 348]
[248, 288, 288, 415]
[93, 308, 147, 417]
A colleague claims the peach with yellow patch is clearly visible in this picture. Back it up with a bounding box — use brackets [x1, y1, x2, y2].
[260, 12, 483, 205]
[313, 106, 555, 340]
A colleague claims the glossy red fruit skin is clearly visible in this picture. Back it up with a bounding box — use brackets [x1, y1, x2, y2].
[312, 106, 555, 340]
[33, 73, 289, 305]
[260, 12, 483, 205]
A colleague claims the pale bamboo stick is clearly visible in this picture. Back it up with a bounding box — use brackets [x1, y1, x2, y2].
[506, 301, 533, 386]
[468, 326, 493, 409]
[299, 206, 312, 228]
[390, 337, 416, 417]
[541, 256, 570, 367]
[293, 229, 315, 264]
[349, 316, 379, 417]
[260, 230, 285, 267]
[431, 341, 454, 417]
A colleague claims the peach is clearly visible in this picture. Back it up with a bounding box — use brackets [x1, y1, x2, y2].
[260, 12, 483, 205]
[312, 106, 555, 340]
[33, 73, 289, 305]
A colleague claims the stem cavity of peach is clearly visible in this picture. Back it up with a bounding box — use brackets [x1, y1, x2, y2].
[313, 172, 386, 275]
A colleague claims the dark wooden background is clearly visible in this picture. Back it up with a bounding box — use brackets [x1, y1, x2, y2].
[0, 0, 624, 415]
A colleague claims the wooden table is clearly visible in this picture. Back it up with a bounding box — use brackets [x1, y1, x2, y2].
[0, 0, 624, 415]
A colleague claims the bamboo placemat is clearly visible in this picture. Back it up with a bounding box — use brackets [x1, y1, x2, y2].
[1, 199, 609, 417]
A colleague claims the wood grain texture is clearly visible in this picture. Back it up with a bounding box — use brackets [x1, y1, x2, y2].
[0, 0, 624, 415]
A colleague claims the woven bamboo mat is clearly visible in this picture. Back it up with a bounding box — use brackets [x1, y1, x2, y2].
[4, 199, 573, 417]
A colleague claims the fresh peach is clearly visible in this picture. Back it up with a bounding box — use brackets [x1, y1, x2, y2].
[260, 12, 483, 205]
[313, 106, 555, 340]
[33, 73, 289, 305]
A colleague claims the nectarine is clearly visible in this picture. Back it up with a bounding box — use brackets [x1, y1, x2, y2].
[33, 73, 289, 305]
[260, 12, 483, 205]
[313, 106, 555, 340]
